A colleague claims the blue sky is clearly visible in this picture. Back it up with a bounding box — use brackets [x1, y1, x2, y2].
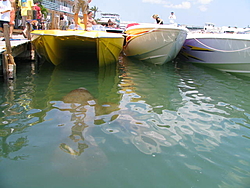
[91, 0, 250, 28]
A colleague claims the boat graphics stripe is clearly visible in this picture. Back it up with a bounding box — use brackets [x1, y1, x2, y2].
[181, 50, 205, 62]
[187, 45, 214, 52]
[124, 30, 152, 48]
[193, 38, 250, 53]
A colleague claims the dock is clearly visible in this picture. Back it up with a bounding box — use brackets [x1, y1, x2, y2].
[0, 25, 34, 81]
[0, 34, 30, 56]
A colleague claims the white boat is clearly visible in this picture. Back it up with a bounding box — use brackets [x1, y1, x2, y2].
[180, 33, 250, 76]
[188, 22, 249, 34]
[98, 13, 121, 26]
[123, 23, 188, 65]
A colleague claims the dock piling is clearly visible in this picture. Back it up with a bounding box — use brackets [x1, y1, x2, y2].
[26, 22, 35, 60]
[3, 24, 16, 81]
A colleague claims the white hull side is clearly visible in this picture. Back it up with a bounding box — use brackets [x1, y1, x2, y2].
[124, 25, 187, 65]
[181, 33, 250, 75]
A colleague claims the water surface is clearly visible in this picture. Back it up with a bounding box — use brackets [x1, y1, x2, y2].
[0, 56, 250, 188]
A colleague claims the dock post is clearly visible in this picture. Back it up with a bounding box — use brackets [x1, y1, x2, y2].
[26, 22, 32, 40]
[26, 22, 35, 60]
[3, 24, 16, 81]
[51, 12, 55, 29]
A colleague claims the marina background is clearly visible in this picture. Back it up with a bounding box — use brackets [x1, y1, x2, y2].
[93, 0, 250, 28]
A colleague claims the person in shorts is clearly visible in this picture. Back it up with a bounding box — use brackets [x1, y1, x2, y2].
[18, 0, 34, 29]
[0, 0, 11, 33]
[73, 0, 91, 30]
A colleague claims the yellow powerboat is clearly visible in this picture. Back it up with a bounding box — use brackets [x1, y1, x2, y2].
[31, 30, 124, 66]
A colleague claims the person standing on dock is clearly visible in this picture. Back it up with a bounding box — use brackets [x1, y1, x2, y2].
[0, 0, 11, 34]
[33, 1, 41, 28]
[73, 0, 92, 30]
[18, 0, 34, 30]
[60, 12, 68, 30]
[9, 0, 15, 38]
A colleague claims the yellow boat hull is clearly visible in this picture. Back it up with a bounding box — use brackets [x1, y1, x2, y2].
[31, 30, 124, 66]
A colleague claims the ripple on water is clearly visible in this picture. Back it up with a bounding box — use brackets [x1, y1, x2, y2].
[0, 58, 250, 188]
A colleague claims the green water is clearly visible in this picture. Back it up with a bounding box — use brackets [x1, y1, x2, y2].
[0, 56, 250, 188]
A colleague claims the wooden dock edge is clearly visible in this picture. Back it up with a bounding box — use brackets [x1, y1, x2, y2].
[1, 23, 34, 82]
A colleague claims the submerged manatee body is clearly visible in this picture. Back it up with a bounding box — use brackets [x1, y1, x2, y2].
[57, 87, 109, 167]
[62, 87, 120, 119]
[62, 87, 95, 105]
